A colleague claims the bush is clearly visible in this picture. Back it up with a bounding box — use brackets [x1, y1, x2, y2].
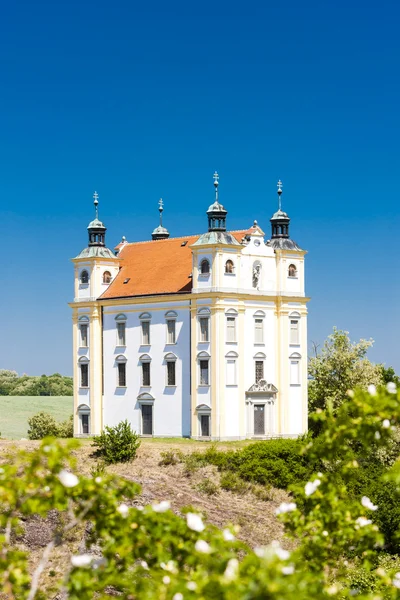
[27, 412, 59, 439]
[158, 450, 181, 466]
[92, 420, 141, 464]
[27, 412, 74, 440]
[196, 478, 219, 496]
[220, 472, 249, 495]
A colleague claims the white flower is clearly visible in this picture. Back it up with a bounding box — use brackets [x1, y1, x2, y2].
[95, 476, 102, 483]
[375, 431, 381, 440]
[254, 546, 267, 558]
[393, 572, 400, 588]
[186, 582, 197, 591]
[368, 384, 377, 396]
[275, 547, 290, 561]
[117, 503, 129, 518]
[275, 502, 297, 515]
[282, 565, 295, 575]
[43, 445, 51, 453]
[224, 558, 239, 580]
[223, 529, 235, 541]
[387, 382, 397, 394]
[361, 496, 378, 511]
[186, 512, 205, 532]
[0, 468, 4, 474]
[195, 539, 211, 553]
[71, 554, 93, 567]
[347, 389, 354, 398]
[173, 594, 183, 600]
[140, 560, 149, 570]
[326, 584, 338, 595]
[355, 517, 372, 528]
[162, 575, 170, 584]
[160, 560, 177, 573]
[305, 479, 321, 497]
[382, 419, 391, 429]
[44, 486, 50, 492]
[322, 530, 328, 537]
[152, 500, 171, 513]
[58, 470, 79, 488]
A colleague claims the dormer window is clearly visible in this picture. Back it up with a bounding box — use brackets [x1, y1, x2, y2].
[200, 259, 210, 274]
[103, 271, 112, 284]
[225, 260, 234, 274]
[288, 264, 297, 278]
[80, 270, 89, 284]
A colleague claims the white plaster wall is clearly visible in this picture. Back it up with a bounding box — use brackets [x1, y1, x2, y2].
[224, 387, 240, 437]
[194, 252, 213, 290]
[287, 386, 303, 434]
[102, 300, 191, 437]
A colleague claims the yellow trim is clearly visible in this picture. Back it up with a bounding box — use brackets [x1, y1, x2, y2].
[190, 299, 198, 435]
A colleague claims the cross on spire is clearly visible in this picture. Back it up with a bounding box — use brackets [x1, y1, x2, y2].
[93, 191, 99, 219]
[277, 180, 283, 210]
[213, 171, 219, 202]
[158, 198, 164, 226]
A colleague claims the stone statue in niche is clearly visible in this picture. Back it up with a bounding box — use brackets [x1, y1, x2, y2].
[253, 263, 261, 289]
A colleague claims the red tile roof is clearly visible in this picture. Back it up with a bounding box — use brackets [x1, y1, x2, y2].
[100, 231, 247, 300]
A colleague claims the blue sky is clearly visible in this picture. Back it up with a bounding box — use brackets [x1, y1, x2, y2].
[0, 0, 399, 375]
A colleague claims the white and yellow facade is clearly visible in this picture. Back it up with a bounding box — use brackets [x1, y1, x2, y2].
[70, 180, 309, 440]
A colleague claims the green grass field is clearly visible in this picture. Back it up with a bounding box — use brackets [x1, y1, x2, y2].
[0, 396, 73, 439]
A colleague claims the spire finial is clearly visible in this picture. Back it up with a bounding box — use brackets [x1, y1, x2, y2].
[213, 171, 219, 202]
[93, 191, 99, 219]
[277, 180, 283, 211]
[158, 198, 164, 226]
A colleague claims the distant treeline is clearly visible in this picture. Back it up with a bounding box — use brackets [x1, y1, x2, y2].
[0, 370, 73, 396]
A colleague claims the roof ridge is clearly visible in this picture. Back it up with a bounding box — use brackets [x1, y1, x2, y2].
[120, 229, 248, 246]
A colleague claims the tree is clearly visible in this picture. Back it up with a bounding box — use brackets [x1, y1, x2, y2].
[379, 365, 400, 387]
[308, 328, 383, 417]
[0, 370, 18, 395]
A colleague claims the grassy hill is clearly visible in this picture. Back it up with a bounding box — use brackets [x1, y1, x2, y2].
[0, 396, 73, 439]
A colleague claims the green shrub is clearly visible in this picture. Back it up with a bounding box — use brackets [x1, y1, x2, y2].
[220, 472, 249, 495]
[57, 414, 74, 438]
[251, 483, 274, 501]
[181, 453, 206, 476]
[90, 460, 107, 479]
[196, 478, 219, 496]
[27, 412, 59, 439]
[158, 450, 181, 466]
[92, 420, 141, 464]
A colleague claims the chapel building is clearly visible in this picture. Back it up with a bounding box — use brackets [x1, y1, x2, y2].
[70, 176, 309, 440]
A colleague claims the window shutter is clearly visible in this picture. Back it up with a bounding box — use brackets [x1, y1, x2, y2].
[226, 317, 236, 342]
[290, 360, 300, 384]
[255, 319, 263, 344]
[290, 320, 299, 344]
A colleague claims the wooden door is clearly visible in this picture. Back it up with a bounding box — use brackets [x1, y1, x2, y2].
[254, 404, 265, 435]
[200, 415, 210, 437]
[142, 405, 153, 435]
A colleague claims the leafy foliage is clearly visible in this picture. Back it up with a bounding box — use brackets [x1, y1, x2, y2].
[27, 412, 74, 440]
[1, 386, 400, 598]
[92, 419, 141, 464]
[0, 370, 73, 396]
[308, 328, 383, 417]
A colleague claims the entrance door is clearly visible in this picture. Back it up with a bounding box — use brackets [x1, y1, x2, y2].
[81, 414, 89, 434]
[254, 404, 265, 435]
[142, 405, 153, 435]
[200, 415, 210, 437]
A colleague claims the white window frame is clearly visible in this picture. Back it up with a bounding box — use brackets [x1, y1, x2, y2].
[225, 351, 238, 386]
[197, 351, 210, 387]
[289, 352, 301, 385]
[226, 309, 238, 343]
[78, 316, 89, 348]
[78, 357, 89, 389]
[253, 310, 265, 345]
[198, 307, 211, 343]
[140, 354, 151, 387]
[165, 311, 177, 345]
[139, 313, 152, 346]
[165, 352, 177, 387]
[116, 354, 127, 388]
[289, 312, 301, 345]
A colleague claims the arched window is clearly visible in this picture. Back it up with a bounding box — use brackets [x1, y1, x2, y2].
[225, 260, 234, 274]
[103, 271, 112, 284]
[115, 314, 127, 346]
[80, 270, 89, 284]
[165, 352, 177, 386]
[200, 259, 210, 274]
[77, 404, 90, 435]
[198, 307, 211, 342]
[140, 354, 152, 387]
[78, 357, 89, 388]
[78, 316, 89, 348]
[139, 313, 151, 345]
[288, 264, 297, 278]
[197, 351, 211, 386]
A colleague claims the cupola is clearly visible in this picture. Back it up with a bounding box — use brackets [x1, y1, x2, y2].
[207, 172, 227, 232]
[152, 198, 170, 240]
[270, 181, 290, 239]
[88, 192, 106, 247]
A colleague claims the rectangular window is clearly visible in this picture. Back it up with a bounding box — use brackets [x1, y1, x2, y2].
[255, 360, 264, 383]
[226, 359, 237, 385]
[290, 360, 300, 385]
[117, 322, 126, 346]
[290, 320, 299, 344]
[199, 317, 209, 342]
[200, 360, 209, 385]
[118, 363, 126, 387]
[80, 364, 89, 388]
[141, 321, 150, 345]
[142, 362, 151, 386]
[167, 361, 176, 386]
[167, 320, 176, 344]
[254, 319, 263, 344]
[226, 317, 236, 342]
[80, 324, 88, 348]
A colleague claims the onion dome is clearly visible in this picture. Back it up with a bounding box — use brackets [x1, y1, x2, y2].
[268, 181, 303, 251]
[152, 199, 170, 240]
